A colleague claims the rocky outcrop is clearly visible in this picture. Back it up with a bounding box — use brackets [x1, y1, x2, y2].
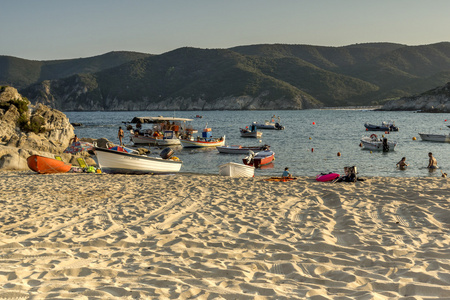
[382, 82, 450, 112]
[0, 86, 77, 171]
[2, 104, 74, 153]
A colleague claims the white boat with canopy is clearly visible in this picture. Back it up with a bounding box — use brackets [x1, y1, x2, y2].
[129, 117, 196, 146]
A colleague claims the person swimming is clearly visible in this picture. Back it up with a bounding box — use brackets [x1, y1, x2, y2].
[396, 157, 408, 170]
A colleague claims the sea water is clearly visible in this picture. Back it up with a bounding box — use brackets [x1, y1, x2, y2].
[65, 109, 450, 178]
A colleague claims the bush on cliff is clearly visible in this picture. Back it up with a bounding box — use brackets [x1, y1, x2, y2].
[0, 97, 45, 134]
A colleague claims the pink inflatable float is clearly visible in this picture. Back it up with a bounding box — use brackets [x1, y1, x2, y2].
[316, 173, 340, 182]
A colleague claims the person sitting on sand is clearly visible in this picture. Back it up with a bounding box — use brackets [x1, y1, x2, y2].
[396, 157, 408, 170]
[427, 152, 438, 169]
[282, 167, 292, 178]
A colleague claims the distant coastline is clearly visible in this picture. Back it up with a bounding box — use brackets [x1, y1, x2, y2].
[1, 42, 449, 111]
[319, 105, 382, 111]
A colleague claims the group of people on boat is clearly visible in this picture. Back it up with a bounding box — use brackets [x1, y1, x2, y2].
[128, 120, 184, 140]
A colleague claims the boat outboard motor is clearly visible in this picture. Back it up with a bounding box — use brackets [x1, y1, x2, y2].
[160, 147, 174, 159]
[246, 151, 255, 164]
[275, 123, 284, 130]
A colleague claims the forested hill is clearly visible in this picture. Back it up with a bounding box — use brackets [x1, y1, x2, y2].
[3, 42, 450, 110]
[0, 51, 151, 89]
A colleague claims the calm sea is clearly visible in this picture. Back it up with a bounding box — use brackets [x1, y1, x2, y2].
[65, 110, 450, 178]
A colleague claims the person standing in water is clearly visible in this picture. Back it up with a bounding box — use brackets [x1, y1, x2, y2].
[427, 152, 437, 169]
[118, 127, 124, 146]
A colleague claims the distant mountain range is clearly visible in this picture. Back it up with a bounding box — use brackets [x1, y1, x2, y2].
[1, 42, 450, 110]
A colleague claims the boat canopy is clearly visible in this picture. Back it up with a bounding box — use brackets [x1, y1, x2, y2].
[131, 116, 194, 123]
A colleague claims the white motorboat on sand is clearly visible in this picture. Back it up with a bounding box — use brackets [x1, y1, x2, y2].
[219, 162, 255, 177]
[94, 147, 182, 174]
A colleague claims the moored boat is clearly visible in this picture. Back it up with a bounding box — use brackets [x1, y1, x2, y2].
[243, 150, 275, 168]
[364, 121, 398, 131]
[27, 155, 72, 174]
[418, 133, 450, 143]
[219, 162, 255, 177]
[240, 124, 263, 138]
[129, 117, 195, 146]
[94, 147, 182, 174]
[360, 134, 397, 151]
[131, 130, 181, 146]
[180, 126, 225, 148]
[252, 116, 285, 130]
[217, 144, 270, 154]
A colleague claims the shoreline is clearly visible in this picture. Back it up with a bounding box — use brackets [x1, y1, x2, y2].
[1, 169, 447, 179]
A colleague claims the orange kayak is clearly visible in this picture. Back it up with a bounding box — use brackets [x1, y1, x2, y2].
[27, 155, 72, 174]
[263, 177, 297, 182]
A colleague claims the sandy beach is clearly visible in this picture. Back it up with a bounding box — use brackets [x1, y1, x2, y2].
[1, 172, 450, 299]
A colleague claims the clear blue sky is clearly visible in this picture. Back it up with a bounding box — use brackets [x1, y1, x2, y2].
[1, 0, 449, 60]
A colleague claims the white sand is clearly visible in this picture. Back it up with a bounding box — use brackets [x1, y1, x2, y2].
[0, 172, 450, 299]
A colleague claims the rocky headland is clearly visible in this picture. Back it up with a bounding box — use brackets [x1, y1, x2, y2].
[381, 82, 450, 112]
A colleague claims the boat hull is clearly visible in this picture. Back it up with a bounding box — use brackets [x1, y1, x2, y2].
[156, 138, 181, 146]
[364, 123, 398, 131]
[94, 147, 182, 174]
[219, 162, 255, 177]
[131, 135, 159, 145]
[131, 135, 180, 146]
[240, 131, 263, 138]
[27, 155, 72, 174]
[419, 133, 450, 143]
[217, 145, 266, 154]
[243, 150, 275, 168]
[253, 122, 285, 130]
[180, 136, 226, 148]
[254, 123, 276, 129]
